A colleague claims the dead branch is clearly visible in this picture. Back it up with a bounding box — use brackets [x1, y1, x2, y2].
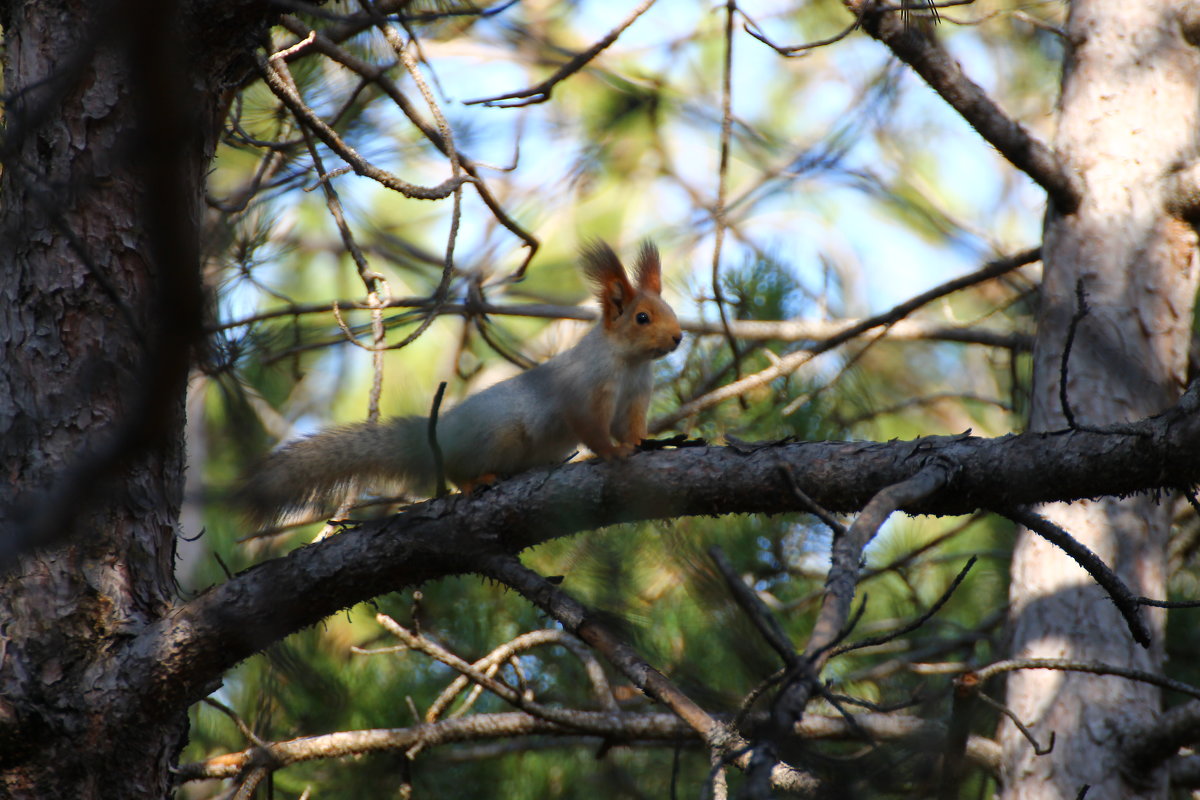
[255, 53, 470, 201]
[409, 628, 616, 721]
[480, 554, 822, 796]
[176, 710, 692, 782]
[463, 0, 658, 107]
[373, 613, 610, 731]
[1000, 507, 1151, 646]
[972, 658, 1200, 701]
[174, 708, 1001, 784]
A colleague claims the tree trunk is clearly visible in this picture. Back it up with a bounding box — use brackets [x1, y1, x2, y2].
[0, 2, 266, 797]
[1001, 2, 1200, 798]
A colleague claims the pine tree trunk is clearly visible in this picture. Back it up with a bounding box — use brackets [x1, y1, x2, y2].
[0, 3, 266, 797]
[1001, 2, 1200, 798]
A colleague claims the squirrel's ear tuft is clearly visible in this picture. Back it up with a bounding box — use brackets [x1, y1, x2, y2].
[581, 240, 635, 326]
[634, 242, 662, 293]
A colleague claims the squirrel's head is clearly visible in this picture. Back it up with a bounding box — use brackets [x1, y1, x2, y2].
[582, 240, 682, 361]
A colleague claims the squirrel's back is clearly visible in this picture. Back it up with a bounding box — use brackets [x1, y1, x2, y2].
[235, 239, 680, 527]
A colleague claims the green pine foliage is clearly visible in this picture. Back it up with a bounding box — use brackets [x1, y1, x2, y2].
[180, 2, 1084, 797]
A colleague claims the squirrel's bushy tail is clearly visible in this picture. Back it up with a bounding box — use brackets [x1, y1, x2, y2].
[235, 417, 432, 527]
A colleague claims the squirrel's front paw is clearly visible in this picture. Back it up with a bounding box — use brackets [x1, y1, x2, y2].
[610, 442, 638, 459]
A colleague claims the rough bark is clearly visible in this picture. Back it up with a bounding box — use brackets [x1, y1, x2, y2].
[105, 398, 1200, 728]
[2, 1, 1199, 798]
[1001, 3, 1200, 798]
[0, 1, 269, 797]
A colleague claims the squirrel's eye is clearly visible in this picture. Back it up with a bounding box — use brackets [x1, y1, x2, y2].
[636, 312, 650, 325]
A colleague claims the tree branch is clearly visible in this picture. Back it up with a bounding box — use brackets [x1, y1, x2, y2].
[849, 0, 1081, 213]
[999, 506, 1151, 645]
[481, 555, 821, 795]
[103, 382, 1200, 728]
[656, 246, 1040, 430]
[1121, 700, 1200, 775]
[174, 709, 1001, 783]
[212, 294, 1030, 351]
[275, 16, 539, 276]
[463, 0, 658, 107]
[255, 52, 470, 200]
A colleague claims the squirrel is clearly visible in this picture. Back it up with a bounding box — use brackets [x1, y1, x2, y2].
[237, 240, 683, 526]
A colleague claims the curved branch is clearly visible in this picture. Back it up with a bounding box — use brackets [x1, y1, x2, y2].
[999, 507, 1151, 645]
[256, 52, 470, 200]
[103, 383, 1200, 728]
[973, 658, 1200, 701]
[276, 16, 539, 275]
[419, 628, 617, 720]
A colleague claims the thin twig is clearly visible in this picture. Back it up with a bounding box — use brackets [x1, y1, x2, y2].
[710, 545, 798, 666]
[1137, 596, 1200, 609]
[416, 629, 615, 721]
[973, 658, 1200, 701]
[277, 16, 539, 278]
[373, 614, 607, 730]
[656, 247, 1040, 430]
[479, 555, 820, 794]
[428, 381, 449, 498]
[742, 6, 861, 55]
[257, 53, 469, 200]
[203, 697, 267, 748]
[1000, 506, 1151, 647]
[464, 0, 658, 107]
[1058, 278, 1089, 429]
[975, 691, 1054, 755]
[369, 4, 465, 350]
[832, 556, 976, 656]
[711, 0, 744, 390]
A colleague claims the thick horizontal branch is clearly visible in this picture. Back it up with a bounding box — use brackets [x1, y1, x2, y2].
[108, 384, 1200, 725]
